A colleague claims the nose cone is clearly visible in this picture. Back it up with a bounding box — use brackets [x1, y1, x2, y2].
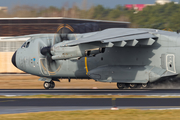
[12, 51, 17, 68]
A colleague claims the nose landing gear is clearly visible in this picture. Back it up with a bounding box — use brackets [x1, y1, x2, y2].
[43, 81, 55, 89]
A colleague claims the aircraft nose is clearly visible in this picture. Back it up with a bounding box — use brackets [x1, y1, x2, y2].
[12, 51, 17, 68]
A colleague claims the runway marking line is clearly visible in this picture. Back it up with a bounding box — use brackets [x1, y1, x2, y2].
[0, 100, 15, 102]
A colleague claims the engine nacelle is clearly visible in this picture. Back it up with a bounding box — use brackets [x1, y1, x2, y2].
[51, 43, 105, 60]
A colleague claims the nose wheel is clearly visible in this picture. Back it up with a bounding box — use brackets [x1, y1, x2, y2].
[43, 81, 55, 89]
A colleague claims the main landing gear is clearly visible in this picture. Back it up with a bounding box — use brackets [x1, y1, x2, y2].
[117, 83, 149, 89]
[43, 81, 55, 89]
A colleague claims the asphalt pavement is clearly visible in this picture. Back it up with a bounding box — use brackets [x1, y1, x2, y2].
[0, 98, 180, 114]
[1, 89, 180, 96]
[1, 89, 180, 114]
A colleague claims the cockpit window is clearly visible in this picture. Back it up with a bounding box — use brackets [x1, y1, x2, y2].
[26, 42, 30, 48]
[21, 42, 26, 48]
[21, 41, 30, 48]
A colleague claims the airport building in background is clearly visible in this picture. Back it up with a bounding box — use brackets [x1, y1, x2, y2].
[0, 17, 130, 73]
[125, 0, 178, 12]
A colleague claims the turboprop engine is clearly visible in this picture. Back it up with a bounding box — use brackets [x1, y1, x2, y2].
[41, 41, 105, 60]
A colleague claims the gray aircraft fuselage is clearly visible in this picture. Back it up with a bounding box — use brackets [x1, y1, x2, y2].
[12, 28, 180, 88]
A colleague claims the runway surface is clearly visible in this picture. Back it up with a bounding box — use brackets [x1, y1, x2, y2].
[1, 89, 180, 96]
[1, 89, 180, 114]
[1, 98, 180, 106]
[1, 98, 180, 114]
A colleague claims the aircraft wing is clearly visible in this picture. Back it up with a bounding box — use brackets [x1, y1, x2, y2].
[64, 28, 158, 47]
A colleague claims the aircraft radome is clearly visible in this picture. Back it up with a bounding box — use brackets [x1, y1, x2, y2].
[11, 27, 180, 89]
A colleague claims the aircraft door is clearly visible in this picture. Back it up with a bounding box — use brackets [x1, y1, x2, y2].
[161, 54, 176, 73]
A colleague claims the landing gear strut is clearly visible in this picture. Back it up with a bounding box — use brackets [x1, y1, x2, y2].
[43, 81, 55, 89]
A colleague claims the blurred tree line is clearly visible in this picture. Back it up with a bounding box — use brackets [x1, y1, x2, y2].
[0, 1, 180, 30]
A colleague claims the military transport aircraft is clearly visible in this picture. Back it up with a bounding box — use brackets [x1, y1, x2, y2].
[11, 25, 180, 89]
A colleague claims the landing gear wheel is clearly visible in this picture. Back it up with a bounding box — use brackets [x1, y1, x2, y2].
[43, 81, 55, 89]
[117, 83, 126, 89]
[50, 81, 55, 89]
[44, 82, 51, 89]
[128, 83, 138, 89]
[141, 83, 148, 88]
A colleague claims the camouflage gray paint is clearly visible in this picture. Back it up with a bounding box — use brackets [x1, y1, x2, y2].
[12, 28, 180, 89]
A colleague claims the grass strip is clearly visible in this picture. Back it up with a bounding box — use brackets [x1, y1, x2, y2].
[0, 109, 180, 120]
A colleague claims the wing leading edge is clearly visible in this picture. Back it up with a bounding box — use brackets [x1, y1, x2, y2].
[63, 28, 158, 47]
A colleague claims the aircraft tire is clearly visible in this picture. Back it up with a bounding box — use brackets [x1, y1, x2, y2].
[43, 82, 51, 89]
[50, 81, 55, 89]
[117, 83, 126, 89]
[141, 83, 148, 88]
[128, 83, 138, 89]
